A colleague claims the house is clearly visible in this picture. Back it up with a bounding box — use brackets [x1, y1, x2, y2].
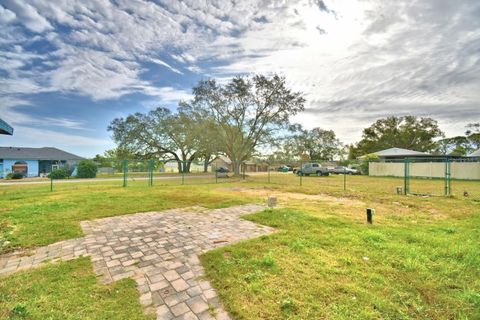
[0, 118, 13, 135]
[211, 156, 269, 172]
[211, 156, 232, 171]
[0, 147, 84, 178]
[360, 147, 431, 161]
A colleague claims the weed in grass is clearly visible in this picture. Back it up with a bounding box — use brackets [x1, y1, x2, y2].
[260, 253, 276, 268]
[207, 304, 217, 317]
[8, 303, 28, 319]
[280, 298, 298, 314]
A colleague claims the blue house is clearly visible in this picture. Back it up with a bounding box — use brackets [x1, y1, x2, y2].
[0, 147, 84, 178]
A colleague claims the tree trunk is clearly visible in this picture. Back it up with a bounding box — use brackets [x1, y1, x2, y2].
[203, 158, 209, 173]
[177, 161, 183, 173]
[232, 159, 241, 176]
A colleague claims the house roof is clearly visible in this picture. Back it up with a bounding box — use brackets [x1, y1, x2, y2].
[0, 147, 84, 160]
[468, 148, 480, 157]
[371, 147, 430, 157]
[0, 118, 13, 135]
[215, 155, 232, 164]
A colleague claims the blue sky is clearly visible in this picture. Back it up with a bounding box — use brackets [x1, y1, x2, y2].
[1, 0, 479, 157]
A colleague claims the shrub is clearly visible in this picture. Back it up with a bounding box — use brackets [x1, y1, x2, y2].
[48, 168, 70, 179]
[6, 172, 24, 179]
[77, 160, 98, 178]
[359, 153, 379, 175]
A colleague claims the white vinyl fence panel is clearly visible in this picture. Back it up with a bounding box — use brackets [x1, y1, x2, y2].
[369, 162, 480, 180]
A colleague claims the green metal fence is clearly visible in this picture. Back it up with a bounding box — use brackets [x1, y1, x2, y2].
[397, 157, 480, 199]
[114, 159, 245, 187]
[43, 157, 479, 200]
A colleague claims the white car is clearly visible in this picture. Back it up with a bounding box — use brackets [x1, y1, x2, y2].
[331, 166, 360, 175]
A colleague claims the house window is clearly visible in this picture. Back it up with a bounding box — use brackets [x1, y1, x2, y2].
[12, 161, 28, 176]
[52, 164, 59, 171]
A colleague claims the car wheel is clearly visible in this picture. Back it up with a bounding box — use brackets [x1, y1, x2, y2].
[316, 171, 322, 176]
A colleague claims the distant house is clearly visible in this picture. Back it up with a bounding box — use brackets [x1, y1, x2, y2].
[0, 147, 84, 178]
[211, 156, 269, 172]
[0, 118, 13, 135]
[360, 147, 431, 161]
[211, 156, 232, 171]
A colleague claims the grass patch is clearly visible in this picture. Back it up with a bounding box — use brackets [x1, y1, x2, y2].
[1, 175, 480, 319]
[201, 207, 480, 319]
[0, 257, 153, 320]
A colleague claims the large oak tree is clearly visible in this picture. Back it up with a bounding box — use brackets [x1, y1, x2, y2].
[108, 107, 200, 173]
[189, 74, 305, 175]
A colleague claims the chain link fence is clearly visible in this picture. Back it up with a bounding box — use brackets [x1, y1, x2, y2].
[105, 159, 246, 187]
[29, 156, 480, 200]
[369, 157, 480, 200]
[244, 160, 356, 192]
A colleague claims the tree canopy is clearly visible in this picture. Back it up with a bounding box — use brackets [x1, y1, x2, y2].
[435, 123, 480, 156]
[108, 107, 202, 173]
[273, 125, 343, 161]
[188, 74, 305, 174]
[350, 116, 444, 158]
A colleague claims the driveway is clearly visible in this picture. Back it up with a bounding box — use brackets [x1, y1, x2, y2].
[0, 204, 274, 320]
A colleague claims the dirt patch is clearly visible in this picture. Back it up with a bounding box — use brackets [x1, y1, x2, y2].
[220, 187, 366, 207]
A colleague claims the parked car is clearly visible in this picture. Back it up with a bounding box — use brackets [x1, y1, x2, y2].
[215, 166, 230, 177]
[296, 163, 330, 176]
[330, 166, 360, 175]
[277, 165, 291, 172]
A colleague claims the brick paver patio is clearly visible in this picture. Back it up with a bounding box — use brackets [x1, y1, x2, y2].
[0, 204, 274, 319]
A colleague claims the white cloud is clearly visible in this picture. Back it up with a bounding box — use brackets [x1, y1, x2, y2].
[2, 0, 52, 32]
[41, 117, 88, 130]
[0, 5, 16, 23]
[0, 0, 479, 146]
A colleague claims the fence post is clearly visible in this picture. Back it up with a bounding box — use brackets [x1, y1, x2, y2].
[444, 157, 451, 196]
[299, 161, 303, 186]
[343, 167, 346, 191]
[123, 160, 128, 187]
[148, 160, 153, 187]
[403, 158, 409, 195]
[50, 175, 53, 192]
[181, 161, 185, 185]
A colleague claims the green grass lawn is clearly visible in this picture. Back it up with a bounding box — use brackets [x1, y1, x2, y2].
[1, 176, 479, 319]
[0, 257, 153, 320]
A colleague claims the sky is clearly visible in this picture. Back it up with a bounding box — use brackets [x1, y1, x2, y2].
[1, 0, 479, 157]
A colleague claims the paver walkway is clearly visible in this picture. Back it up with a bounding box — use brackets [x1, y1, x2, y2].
[0, 204, 274, 319]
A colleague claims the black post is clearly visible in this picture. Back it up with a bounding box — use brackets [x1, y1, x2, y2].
[366, 208, 374, 224]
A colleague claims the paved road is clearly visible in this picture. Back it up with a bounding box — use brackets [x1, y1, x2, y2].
[0, 175, 217, 186]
